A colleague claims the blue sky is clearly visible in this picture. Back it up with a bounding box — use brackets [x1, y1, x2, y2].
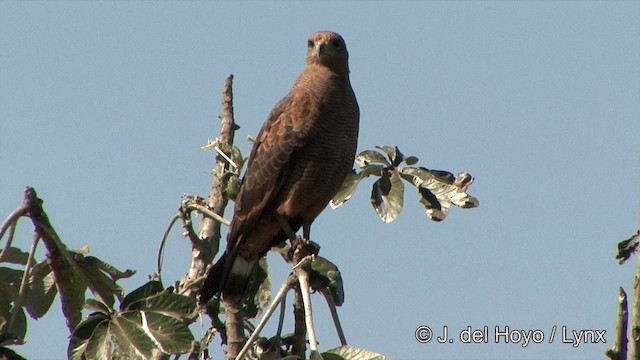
[1, 2, 639, 359]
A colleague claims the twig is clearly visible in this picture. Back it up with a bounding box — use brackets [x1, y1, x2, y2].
[157, 214, 181, 281]
[9, 233, 39, 334]
[0, 200, 30, 241]
[236, 274, 297, 359]
[184, 74, 236, 301]
[276, 287, 287, 339]
[185, 203, 230, 227]
[0, 222, 17, 263]
[296, 263, 318, 352]
[321, 289, 347, 346]
[292, 285, 306, 356]
[214, 145, 240, 170]
[21, 187, 107, 330]
[179, 201, 202, 249]
[606, 287, 628, 360]
[631, 253, 640, 360]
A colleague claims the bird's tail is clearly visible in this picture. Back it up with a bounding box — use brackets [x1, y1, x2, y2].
[199, 251, 257, 305]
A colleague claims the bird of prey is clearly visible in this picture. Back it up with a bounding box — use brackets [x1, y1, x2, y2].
[200, 31, 359, 305]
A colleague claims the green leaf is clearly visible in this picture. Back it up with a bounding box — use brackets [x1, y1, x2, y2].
[70, 293, 195, 360]
[0, 346, 28, 360]
[325, 345, 390, 360]
[5, 306, 26, 343]
[0, 248, 29, 265]
[111, 312, 156, 359]
[83, 319, 110, 360]
[370, 170, 404, 223]
[0, 268, 24, 295]
[68, 313, 109, 360]
[404, 155, 419, 166]
[399, 166, 432, 186]
[355, 150, 389, 167]
[84, 299, 111, 313]
[401, 167, 478, 221]
[321, 353, 346, 360]
[126, 311, 194, 354]
[331, 164, 387, 210]
[310, 257, 344, 306]
[0, 297, 24, 347]
[0, 271, 20, 304]
[375, 146, 404, 167]
[24, 267, 57, 319]
[120, 281, 164, 311]
[0, 305, 26, 346]
[221, 172, 242, 201]
[127, 291, 197, 321]
[361, 164, 384, 178]
[331, 171, 362, 209]
[86, 256, 136, 282]
[419, 190, 447, 221]
[77, 256, 123, 309]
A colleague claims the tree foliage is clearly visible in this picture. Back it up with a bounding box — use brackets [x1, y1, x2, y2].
[0, 77, 479, 359]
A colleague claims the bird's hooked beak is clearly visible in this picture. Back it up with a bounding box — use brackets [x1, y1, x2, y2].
[309, 40, 335, 60]
[317, 41, 334, 56]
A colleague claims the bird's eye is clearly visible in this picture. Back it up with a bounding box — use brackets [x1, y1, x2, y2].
[307, 40, 314, 48]
[331, 39, 342, 48]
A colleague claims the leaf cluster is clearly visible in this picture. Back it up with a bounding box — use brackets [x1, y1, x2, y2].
[0, 241, 134, 359]
[68, 281, 196, 360]
[331, 146, 479, 222]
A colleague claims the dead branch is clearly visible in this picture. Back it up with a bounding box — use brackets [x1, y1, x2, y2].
[606, 287, 628, 360]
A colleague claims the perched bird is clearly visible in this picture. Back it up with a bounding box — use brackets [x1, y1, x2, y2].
[200, 31, 359, 305]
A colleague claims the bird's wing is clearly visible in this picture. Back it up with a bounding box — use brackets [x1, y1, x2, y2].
[226, 93, 311, 251]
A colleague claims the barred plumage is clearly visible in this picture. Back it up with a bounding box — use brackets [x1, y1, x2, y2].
[200, 31, 359, 305]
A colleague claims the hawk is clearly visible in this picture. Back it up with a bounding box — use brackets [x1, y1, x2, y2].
[200, 31, 359, 305]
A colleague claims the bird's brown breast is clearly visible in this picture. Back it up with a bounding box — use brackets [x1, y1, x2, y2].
[231, 60, 359, 260]
[275, 67, 359, 219]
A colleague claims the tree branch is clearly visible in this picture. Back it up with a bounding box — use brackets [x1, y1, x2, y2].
[19, 187, 88, 332]
[606, 287, 628, 360]
[184, 74, 236, 298]
[236, 274, 297, 359]
[321, 289, 347, 346]
[630, 255, 640, 360]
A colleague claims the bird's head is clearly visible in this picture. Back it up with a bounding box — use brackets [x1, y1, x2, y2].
[306, 31, 350, 76]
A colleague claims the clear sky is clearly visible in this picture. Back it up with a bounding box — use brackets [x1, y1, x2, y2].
[1, 2, 639, 359]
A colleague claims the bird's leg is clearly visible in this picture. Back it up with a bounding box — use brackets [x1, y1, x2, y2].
[302, 221, 312, 241]
[275, 214, 298, 243]
[274, 215, 320, 264]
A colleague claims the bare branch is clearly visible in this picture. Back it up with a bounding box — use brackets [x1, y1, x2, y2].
[19, 187, 92, 331]
[630, 256, 640, 360]
[184, 74, 236, 300]
[321, 289, 347, 346]
[0, 222, 18, 263]
[606, 287, 628, 360]
[295, 258, 318, 352]
[292, 285, 306, 357]
[156, 213, 181, 280]
[0, 198, 30, 242]
[9, 233, 40, 335]
[236, 274, 297, 359]
[184, 202, 230, 227]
